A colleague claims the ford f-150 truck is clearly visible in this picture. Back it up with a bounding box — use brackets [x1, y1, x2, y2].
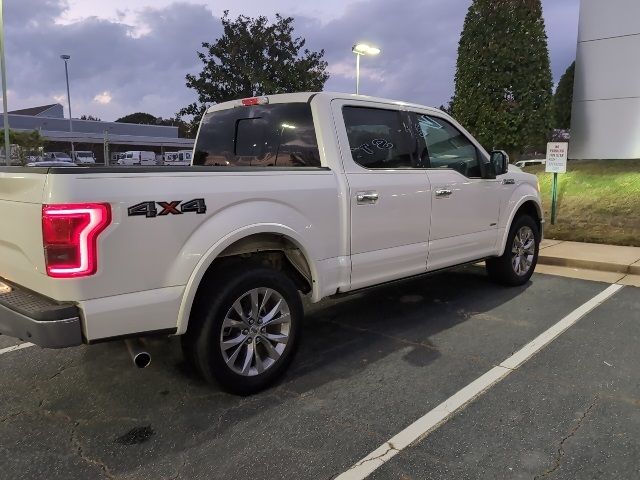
[0, 92, 542, 394]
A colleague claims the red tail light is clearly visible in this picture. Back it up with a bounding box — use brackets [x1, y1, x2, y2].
[42, 203, 111, 278]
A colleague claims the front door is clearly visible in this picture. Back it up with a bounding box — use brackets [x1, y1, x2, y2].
[333, 101, 432, 291]
[409, 112, 500, 271]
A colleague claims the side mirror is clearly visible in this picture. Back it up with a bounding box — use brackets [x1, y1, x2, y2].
[489, 150, 509, 176]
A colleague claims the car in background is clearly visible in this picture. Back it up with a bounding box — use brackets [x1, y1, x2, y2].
[514, 159, 546, 169]
[42, 152, 73, 163]
[117, 151, 156, 166]
[73, 151, 96, 165]
[163, 150, 192, 166]
[26, 160, 79, 167]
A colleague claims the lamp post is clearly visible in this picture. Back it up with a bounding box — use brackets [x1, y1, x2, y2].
[60, 54, 74, 159]
[352, 43, 380, 95]
[0, 0, 10, 165]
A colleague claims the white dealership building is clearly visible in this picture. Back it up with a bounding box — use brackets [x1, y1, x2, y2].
[570, 0, 640, 159]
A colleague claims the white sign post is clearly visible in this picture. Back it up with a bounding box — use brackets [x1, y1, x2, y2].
[545, 142, 568, 224]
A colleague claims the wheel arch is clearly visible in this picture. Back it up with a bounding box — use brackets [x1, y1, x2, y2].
[176, 225, 318, 335]
[497, 197, 543, 256]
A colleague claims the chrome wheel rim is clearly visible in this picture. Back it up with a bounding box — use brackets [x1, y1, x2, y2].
[220, 288, 291, 377]
[511, 226, 535, 276]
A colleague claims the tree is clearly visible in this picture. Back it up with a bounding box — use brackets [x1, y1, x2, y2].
[115, 112, 159, 124]
[1, 129, 46, 165]
[180, 11, 329, 136]
[452, 0, 553, 159]
[553, 61, 575, 129]
[80, 114, 101, 121]
[116, 112, 191, 138]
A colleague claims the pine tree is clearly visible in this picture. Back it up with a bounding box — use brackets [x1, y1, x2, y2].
[452, 0, 553, 158]
[553, 61, 575, 129]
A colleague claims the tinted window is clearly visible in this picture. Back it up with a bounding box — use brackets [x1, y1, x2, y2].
[194, 103, 321, 167]
[413, 113, 481, 177]
[342, 107, 418, 169]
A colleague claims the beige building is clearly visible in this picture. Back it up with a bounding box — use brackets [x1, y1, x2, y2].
[570, 0, 640, 159]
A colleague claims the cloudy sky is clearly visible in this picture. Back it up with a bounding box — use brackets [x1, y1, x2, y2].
[5, 0, 580, 122]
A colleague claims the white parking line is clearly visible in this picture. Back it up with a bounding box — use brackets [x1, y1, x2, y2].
[0, 342, 34, 356]
[335, 283, 624, 480]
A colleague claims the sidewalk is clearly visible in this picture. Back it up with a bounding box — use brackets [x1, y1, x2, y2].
[537, 239, 640, 286]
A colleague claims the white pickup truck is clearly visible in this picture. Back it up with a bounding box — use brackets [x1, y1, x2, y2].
[0, 92, 542, 394]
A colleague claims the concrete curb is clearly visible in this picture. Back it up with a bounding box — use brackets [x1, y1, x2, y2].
[537, 255, 633, 274]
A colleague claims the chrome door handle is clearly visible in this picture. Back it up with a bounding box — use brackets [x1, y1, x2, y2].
[356, 191, 379, 205]
[435, 188, 453, 198]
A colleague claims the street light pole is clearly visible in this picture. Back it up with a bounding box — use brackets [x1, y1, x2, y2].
[355, 53, 361, 95]
[60, 54, 74, 159]
[0, 0, 11, 165]
[351, 43, 380, 96]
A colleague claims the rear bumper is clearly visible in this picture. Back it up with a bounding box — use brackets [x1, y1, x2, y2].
[0, 278, 83, 348]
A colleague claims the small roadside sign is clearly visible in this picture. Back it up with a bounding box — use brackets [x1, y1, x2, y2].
[545, 142, 568, 174]
[545, 142, 569, 225]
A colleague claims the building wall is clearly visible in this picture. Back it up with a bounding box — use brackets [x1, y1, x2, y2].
[570, 0, 640, 159]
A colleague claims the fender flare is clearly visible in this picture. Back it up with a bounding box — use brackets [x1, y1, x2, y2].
[175, 223, 318, 335]
[497, 195, 543, 256]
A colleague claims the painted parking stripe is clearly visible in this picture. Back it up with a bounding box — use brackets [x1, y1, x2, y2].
[0, 342, 34, 356]
[335, 283, 624, 480]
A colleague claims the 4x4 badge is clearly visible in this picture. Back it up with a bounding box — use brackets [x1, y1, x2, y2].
[128, 199, 207, 218]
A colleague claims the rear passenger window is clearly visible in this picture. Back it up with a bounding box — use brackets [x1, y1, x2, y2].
[413, 113, 481, 177]
[193, 103, 321, 167]
[342, 107, 416, 169]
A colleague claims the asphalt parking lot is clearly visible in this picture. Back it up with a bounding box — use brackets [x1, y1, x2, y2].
[1, 267, 638, 480]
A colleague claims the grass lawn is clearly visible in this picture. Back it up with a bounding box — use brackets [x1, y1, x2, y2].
[524, 159, 640, 247]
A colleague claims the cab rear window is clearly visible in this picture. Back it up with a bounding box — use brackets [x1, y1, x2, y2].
[193, 103, 321, 167]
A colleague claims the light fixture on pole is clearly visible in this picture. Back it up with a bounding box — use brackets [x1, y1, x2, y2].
[60, 54, 74, 159]
[0, 0, 10, 165]
[352, 43, 381, 95]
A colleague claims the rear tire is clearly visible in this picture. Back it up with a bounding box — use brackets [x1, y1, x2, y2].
[183, 264, 302, 395]
[486, 214, 540, 286]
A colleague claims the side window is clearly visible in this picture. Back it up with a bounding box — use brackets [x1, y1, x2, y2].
[413, 113, 481, 178]
[194, 103, 321, 168]
[342, 106, 417, 169]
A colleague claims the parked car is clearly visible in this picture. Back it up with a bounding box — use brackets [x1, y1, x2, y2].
[163, 152, 178, 165]
[26, 161, 79, 167]
[117, 151, 156, 166]
[0, 92, 543, 395]
[73, 151, 96, 165]
[42, 152, 73, 162]
[514, 159, 546, 169]
[164, 150, 192, 166]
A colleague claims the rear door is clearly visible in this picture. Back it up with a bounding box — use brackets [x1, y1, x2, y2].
[332, 100, 431, 291]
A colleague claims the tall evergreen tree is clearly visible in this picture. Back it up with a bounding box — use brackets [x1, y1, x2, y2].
[452, 0, 553, 158]
[553, 61, 575, 129]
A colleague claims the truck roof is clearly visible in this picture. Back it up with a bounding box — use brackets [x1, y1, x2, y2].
[205, 92, 444, 116]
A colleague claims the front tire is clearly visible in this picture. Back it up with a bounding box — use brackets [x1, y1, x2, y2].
[486, 215, 540, 286]
[183, 265, 302, 395]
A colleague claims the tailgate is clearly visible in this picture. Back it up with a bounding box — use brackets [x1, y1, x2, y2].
[0, 170, 47, 290]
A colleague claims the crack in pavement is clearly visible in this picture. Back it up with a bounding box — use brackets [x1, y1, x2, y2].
[332, 442, 399, 479]
[36, 402, 116, 480]
[534, 395, 599, 479]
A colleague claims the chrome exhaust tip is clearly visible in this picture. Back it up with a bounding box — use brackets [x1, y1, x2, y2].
[124, 338, 151, 369]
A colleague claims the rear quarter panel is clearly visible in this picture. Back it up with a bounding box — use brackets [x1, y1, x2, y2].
[40, 169, 342, 303]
